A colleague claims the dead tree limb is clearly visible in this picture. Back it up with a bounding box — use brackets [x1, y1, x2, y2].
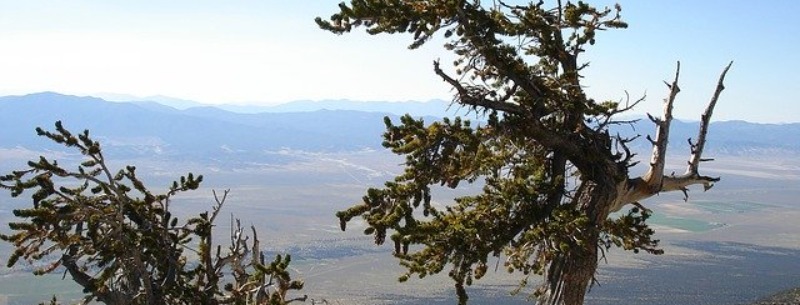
[612, 61, 733, 212]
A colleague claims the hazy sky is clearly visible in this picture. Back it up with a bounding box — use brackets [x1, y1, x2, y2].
[0, 1, 797, 123]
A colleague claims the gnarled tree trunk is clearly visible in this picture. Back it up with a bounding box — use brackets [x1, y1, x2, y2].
[552, 62, 732, 305]
[560, 181, 614, 305]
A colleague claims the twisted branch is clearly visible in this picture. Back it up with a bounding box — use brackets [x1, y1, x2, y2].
[613, 62, 732, 212]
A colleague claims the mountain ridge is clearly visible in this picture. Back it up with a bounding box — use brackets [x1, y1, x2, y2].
[2, 92, 798, 162]
[96, 92, 457, 117]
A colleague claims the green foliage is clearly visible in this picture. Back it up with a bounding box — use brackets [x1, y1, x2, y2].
[602, 207, 663, 255]
[320, 1, 662, 305]
[0, 121, 305, 305]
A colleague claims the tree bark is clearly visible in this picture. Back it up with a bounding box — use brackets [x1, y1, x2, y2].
[560, 243, 598, 305]
[547, 175, 618, 305]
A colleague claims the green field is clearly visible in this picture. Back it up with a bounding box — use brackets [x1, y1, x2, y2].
[647, 213, 725, 232]
[689, 200, 772, 214]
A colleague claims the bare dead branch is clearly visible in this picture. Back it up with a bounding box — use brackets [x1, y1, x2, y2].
[686, 61, 733, 175]
[641, 61, 681, 191]
[210, 189, 229, 224]
[612, 133, 639, 166]
[614, 62, 731, 212]
[655, 62, 732, 193]
[597, 91, 646, 131]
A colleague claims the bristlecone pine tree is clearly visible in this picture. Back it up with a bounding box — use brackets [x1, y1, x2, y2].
[317, 1, 732, 305]
[0, 122, 306, 305]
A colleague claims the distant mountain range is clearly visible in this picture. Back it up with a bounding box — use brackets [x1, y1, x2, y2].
[96, 92, 458, 117]
[1, 92, 798, 163]
[0, 92, 400, 161]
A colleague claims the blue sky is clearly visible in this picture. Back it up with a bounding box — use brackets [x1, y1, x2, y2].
[0, 1, 797, 123]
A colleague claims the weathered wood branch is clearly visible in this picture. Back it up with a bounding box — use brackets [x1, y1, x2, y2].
[611, 62, 732, 212]
[641, 62, 681, 192]
[687, 61, 733, 176]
